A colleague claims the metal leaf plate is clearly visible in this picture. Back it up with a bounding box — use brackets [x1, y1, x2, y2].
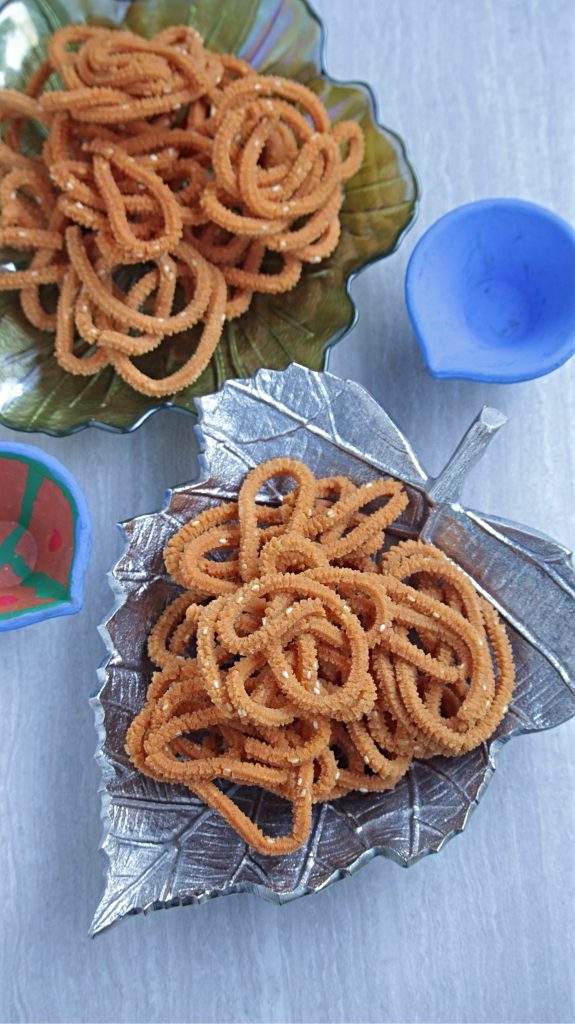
[92, 364, 575, 933]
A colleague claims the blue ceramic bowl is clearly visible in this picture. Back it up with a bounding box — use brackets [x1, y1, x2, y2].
[0, 443, 91, 631]
[405, 198, 575, 382]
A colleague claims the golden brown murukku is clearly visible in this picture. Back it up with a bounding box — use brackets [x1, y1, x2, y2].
[0, 24, 365, 395]
[126, 458, 515, 855]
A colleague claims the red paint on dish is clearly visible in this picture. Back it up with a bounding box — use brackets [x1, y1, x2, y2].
[48, 528, 62, 552]
[0, 457, 27, 524]
[0, 521, 16, 545]
[27, 478, 73, 587]
[0, 566, 22, 588]
[0, 584, 54, 615]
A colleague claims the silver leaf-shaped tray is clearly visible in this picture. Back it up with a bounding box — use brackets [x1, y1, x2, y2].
[92, 364, 575, 934]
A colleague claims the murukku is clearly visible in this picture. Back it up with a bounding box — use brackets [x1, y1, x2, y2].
[0, 24, 365, 395]
[125, 458, 516, 855]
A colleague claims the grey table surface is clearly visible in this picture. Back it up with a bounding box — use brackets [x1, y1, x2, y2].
[1, 1, 574, 1022]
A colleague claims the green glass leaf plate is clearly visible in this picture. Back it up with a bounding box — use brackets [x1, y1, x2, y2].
[0, 0, 418, 435]
[0, 441, 91, 630]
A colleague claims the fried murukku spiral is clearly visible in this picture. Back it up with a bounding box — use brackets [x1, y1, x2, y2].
[0, 25, 365, 396]
[125, 458, 515, 855]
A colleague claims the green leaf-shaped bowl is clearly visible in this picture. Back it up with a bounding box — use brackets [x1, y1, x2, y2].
[0, 0, 418, 435]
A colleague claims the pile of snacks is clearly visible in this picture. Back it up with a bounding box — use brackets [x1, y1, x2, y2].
[0, 25, 364, 396]
[126, 458, 515, 855]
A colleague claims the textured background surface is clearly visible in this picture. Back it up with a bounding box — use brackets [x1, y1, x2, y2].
[1, 1, 574, 1022]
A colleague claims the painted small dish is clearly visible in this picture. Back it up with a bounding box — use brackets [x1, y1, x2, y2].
[0, 0, 417, 435]
[405, 198, 575, 383]
[0, 442, 91, 631]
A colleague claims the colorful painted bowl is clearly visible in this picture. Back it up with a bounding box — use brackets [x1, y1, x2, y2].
[0, 443, 91, 631]
[0, 0, 417, 436]
[405, 198, 575, 383]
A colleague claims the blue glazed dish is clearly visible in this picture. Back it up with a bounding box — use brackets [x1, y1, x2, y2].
[0, 442, 91, 631]
[405, 198, 575, 383]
